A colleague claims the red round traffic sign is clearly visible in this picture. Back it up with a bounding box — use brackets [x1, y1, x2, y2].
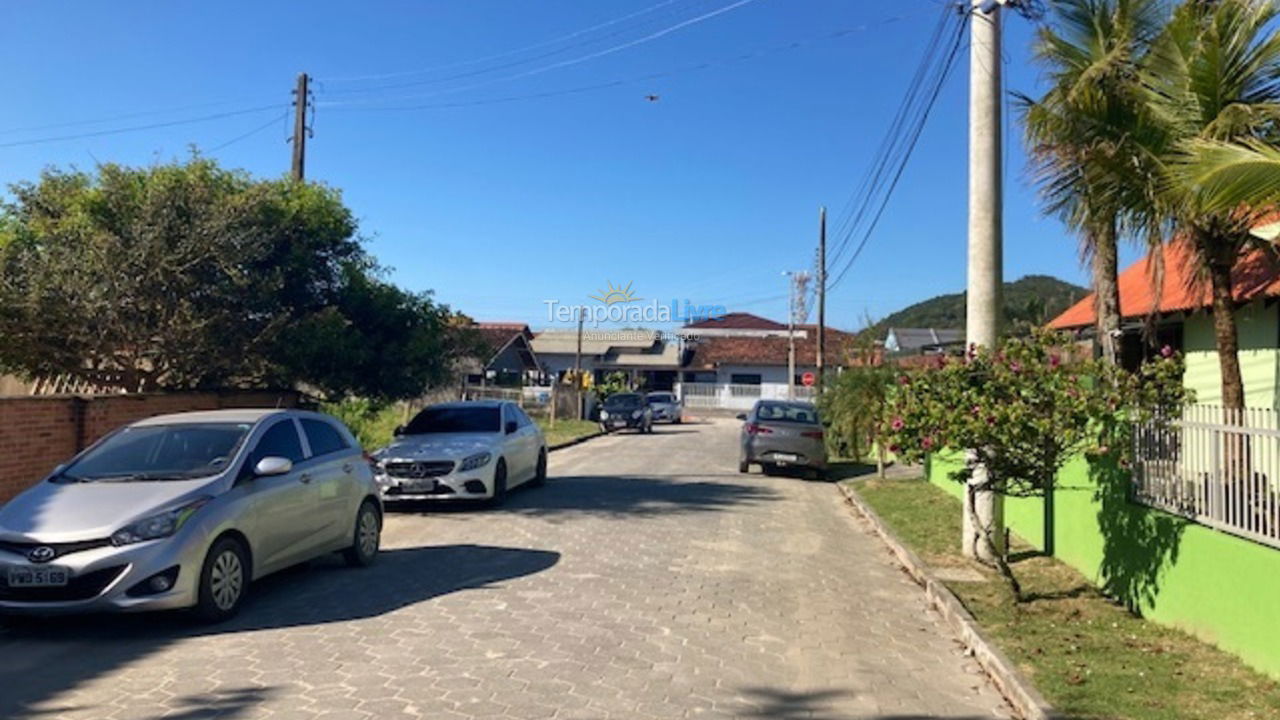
[801, 371, 815, 387]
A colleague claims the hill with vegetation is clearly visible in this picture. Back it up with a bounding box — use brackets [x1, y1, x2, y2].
[861, 275, 1089, 339]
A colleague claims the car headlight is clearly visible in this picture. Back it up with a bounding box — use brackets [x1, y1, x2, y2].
[631, 410, 643, 419]
[458, 452, 492, 472]
[111, 497, 211, 547]
[600, 410, 609, 419]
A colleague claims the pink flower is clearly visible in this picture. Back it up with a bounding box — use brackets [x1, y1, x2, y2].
[1010, 361, 1022, 373]
[922, 436, 935, 450]
[971, 404, 982, 416]
[888, 444, 901, 454]
[891, 417, 905, 431]
[1161, 345, 1173, 358]
[935, 355, 947, 369]
[967, 343, 977, 359]
[898, 375, 911, 386]
[1049, 354, 1061, 368]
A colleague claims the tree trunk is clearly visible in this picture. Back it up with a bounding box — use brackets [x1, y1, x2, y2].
[1205, 245, 1245, 412]
[1092, 219, 1122, 365]
[962, 452, 1005, 563]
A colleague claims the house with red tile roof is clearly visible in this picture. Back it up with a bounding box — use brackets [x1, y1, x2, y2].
[1047, 242, 1280, 408]
[679, 313, 873, 409]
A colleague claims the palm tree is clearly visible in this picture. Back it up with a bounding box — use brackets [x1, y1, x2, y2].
[1174, 138, 1280, 214]
[1141, 0, 1280, 411]
[1018, 0, 1167, 364]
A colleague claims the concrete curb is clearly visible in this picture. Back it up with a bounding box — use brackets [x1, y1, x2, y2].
[837, 482, 1059, 720]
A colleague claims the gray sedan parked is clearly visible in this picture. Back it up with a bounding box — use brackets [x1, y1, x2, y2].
[737, 401, 828, 479]
[0, 409, 382, 622]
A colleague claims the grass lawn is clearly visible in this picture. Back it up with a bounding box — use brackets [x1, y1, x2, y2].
[847, 472, 1280, 720]
[535, 417, 599, 447]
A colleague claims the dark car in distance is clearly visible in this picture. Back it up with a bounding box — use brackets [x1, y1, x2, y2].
[598, 393, 653, 433]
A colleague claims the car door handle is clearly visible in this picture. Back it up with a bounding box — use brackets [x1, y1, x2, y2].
[299, 473, 313, 484]
[342, 463, 354, 474]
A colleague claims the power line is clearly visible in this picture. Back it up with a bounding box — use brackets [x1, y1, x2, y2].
[319, 11, 930, 112]
[0, 95, 283, 138]
[827, 5, 954, 268]
[826, 6, 969, 292]
[322, 0, 691, 88]
[207, 111, 290, 153]
[0, 105, 286, 150]
[318, 0, 763, 108]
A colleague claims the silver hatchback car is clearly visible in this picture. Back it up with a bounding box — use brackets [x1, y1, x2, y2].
[0, 409, 382, 622]
[738, 401, 828, 479]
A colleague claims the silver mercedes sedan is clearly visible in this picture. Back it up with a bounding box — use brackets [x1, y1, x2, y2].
[0, 409, 382, 622]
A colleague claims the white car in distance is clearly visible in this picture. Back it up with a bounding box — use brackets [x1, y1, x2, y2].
[373, 401, 547, 504]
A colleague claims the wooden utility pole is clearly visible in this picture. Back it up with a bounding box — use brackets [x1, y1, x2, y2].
[291, 73, 310, 181]
[786, 272, 796, 401]
[816, 206, 827, 389]
[574, 307, 585, 420]
[964, 0, 1005, 563]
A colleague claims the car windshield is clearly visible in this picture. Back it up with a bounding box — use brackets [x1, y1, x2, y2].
[604, 394, 643, 409]
[63, 423, 252, 482]
[756, 403, 820, 424]
[404, 406, 500, 434]
[647, 393, 674, 403]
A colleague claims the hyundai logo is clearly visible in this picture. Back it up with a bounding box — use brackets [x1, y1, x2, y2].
[27, 546, 56, 564]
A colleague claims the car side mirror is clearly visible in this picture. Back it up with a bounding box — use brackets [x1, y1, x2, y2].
[505, 421, 518, 434]
[736, 413, 747, 421]
[254, 456, 293, 477]
[393, 425, 406, 437]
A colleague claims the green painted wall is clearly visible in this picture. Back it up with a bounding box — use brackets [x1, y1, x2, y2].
[1183, 302, 1280, 408]
[929, 452, 1280, 678]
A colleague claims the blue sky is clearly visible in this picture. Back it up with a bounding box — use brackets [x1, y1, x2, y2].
[0, 0, 1135, 333]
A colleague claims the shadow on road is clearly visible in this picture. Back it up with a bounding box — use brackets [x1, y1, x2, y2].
[394, 474, 781, 520]
[0, 544, 558, 719]
[739, 686, 1004, 720]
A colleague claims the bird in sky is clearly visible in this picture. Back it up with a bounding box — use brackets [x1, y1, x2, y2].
[644, 94, 660, 102]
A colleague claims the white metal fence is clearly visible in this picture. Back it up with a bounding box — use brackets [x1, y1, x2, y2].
[461, 385, 523, 404]
[1133, 404, 1280, 550]
[679, 382, 816, 410]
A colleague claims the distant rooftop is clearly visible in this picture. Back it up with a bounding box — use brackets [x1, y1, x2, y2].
[883, 328, 964, 354]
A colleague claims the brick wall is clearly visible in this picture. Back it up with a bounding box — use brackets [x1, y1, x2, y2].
[0, 391, 300, 505]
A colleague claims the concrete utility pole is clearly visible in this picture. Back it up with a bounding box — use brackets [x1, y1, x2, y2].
[817, 207, 827, 390]
[291, 73, 310, 181]
[964, 0, 1005, 563]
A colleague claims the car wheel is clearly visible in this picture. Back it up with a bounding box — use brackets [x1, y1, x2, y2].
[674, 416, 682, 424]
[343, 500, 381, 567]
[490, 459, 508, 505]
[194, 536, 249, 623]
[738, 459, 749, 473]
[530, 450, 547, 487]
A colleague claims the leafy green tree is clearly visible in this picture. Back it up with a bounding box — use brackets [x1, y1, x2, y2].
[0, 157, 463, 400]
[1018, 0, 1166, 363]
[884, 332, 1188, 599]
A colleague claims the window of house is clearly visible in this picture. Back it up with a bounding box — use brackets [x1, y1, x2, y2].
[730, 374, 762, 385]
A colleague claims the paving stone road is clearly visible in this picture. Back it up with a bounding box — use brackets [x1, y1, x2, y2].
[0, 418, 1009, 720]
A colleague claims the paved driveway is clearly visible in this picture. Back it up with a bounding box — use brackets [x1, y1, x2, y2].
[0, 419, 1008, 720]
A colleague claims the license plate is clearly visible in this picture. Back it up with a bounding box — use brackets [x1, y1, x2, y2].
[8, 566, 70, 587]
[773, 453, 799, 464]
[400, 479, 436, 493]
